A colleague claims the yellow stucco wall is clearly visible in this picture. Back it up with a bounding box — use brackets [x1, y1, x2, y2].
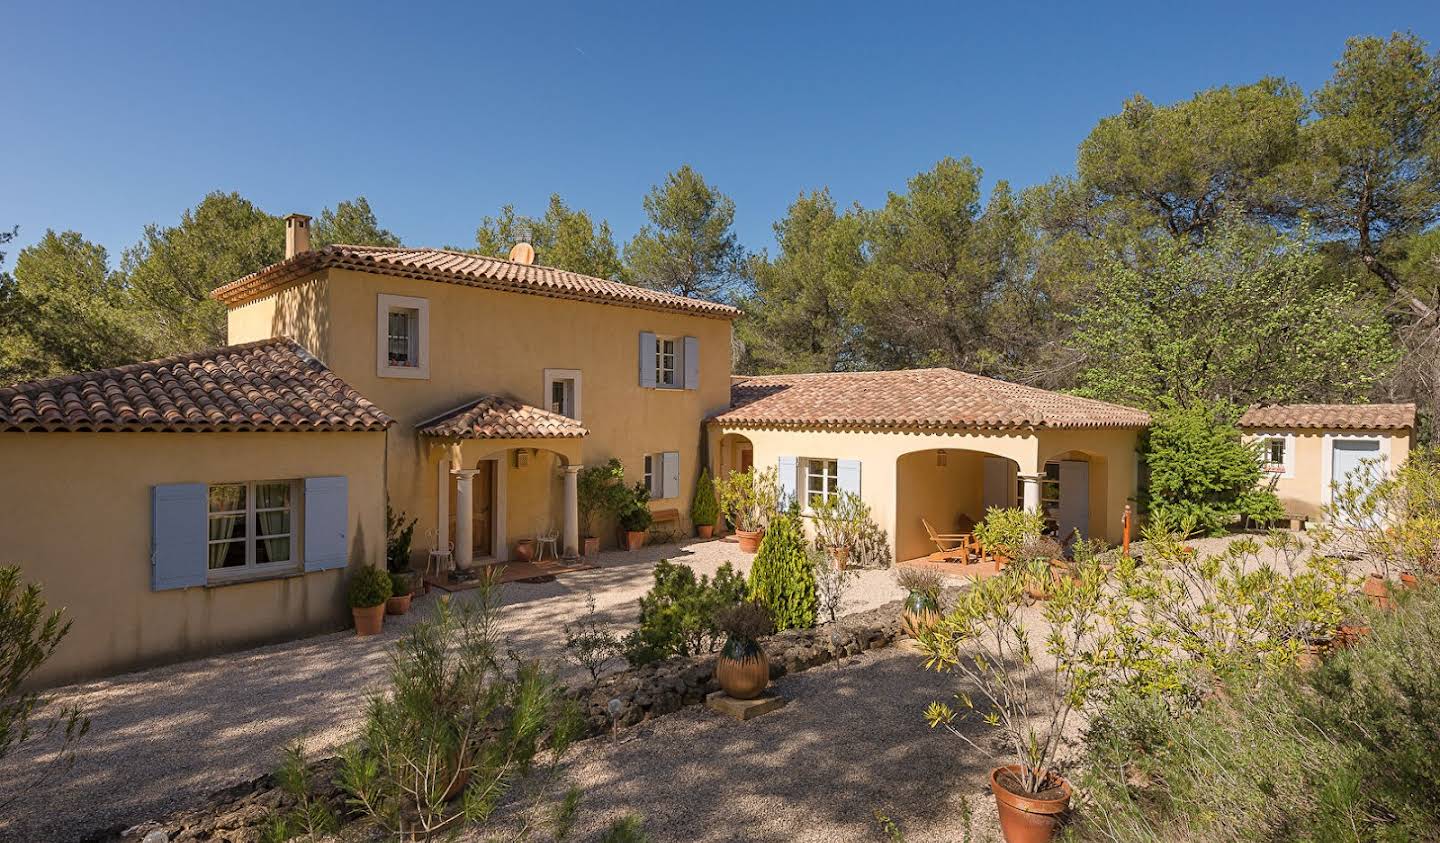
[1242, 428, 1413, 519]
[0, 431, 386, 687]
[228, 269, 734, 557]
[712, 424, 1141, 562]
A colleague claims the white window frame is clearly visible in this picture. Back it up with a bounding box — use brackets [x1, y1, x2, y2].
[804, 458, 839, 512]
[1321, 432, 1392, 507]
[376, 293, 430, 379]
[543, 368, 582, 421]
[206, 479, 300, 582]
[654, 335, 680, 389]
[1252, 431, 1296, 479]
[643, 454, 658, 497]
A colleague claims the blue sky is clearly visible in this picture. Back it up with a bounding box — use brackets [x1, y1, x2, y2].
[3, 1, 1438, 265]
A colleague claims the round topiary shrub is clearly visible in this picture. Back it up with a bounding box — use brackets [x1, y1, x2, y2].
[348, 565, 393, 609]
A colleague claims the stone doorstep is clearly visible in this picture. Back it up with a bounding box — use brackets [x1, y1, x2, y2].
[705, 691, 789, 721]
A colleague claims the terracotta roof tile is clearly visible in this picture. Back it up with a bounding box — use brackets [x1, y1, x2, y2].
[211, 245, 741, 319]
[416, 395, 588, 439]
[715, 369, 1150, 430]
[1238, 403, 1415, 431]
[0, 339, 393, 433]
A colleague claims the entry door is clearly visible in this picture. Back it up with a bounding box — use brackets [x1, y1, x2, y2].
[1332, 439, 1382, 495]
[1057, 460, 1090, 542]
[740, 448, 753, 473]
[448, 462, 495, 556]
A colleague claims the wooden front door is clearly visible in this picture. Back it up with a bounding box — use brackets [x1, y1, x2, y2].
[449, 461, 495, 557]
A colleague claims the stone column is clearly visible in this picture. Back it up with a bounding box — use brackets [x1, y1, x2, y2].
[562, 464, 582, 559]
[453, 469, 479, 569]
[1020, 472, 1043, 515]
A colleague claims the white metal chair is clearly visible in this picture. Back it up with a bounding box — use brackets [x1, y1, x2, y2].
[425, 528, 454, 580]
[534, 523, 559, 562]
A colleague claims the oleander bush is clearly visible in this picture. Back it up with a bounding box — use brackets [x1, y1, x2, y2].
[1071, 583, 1440, 842]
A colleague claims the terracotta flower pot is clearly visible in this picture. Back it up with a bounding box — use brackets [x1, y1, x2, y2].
[1400, 571, 1420, 590]
[1337, 623, 1371, 648]
[735, 528, 764, 553]
[828, 546, 851, 570]
[716, 636, 770, 699]
[1363, 572, 1394, 610]
[625, 530, 647, 551]
[990, 764, 1071, 843]
[583, 536, 601, 557]
[901, 590, 941, 638]
[697, 524, 714, 539]
[352, 604, 385, 637]
[514, 539, 535, 562]
[385, 593, 412, 615]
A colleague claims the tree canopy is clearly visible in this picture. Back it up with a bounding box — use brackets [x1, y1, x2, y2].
[624, 165, 747, 300]
[312, 196, 401, 249]
[474, 194, 624, 280]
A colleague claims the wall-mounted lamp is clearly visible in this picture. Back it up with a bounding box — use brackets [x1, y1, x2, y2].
[937, 450, 948, 467]
[515, 449, 532, 469]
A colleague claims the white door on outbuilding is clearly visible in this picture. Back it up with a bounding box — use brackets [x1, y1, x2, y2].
[1057, 460, 1089, 543]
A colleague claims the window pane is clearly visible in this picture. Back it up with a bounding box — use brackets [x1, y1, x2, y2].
[808, 474, 824, 492]
[209, 513, 247, 541]
[256, 509, 290, 537]
[255, 482, 290, 510]
[257, 536, 291, 565]
[388, 310, 415, 366]
[209, 540, 247, 570]
[209, 484, 246, 513]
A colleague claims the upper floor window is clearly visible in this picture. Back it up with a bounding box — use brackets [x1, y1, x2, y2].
[656, 337, 677, 387]
[376, 294, 430, 379]
[638, 332, 698, 390]
[543, 369, 582, 421]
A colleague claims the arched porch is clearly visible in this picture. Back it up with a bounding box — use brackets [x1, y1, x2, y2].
[894, 447, 1025, 563]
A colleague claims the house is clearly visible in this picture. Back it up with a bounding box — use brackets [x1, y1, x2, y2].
[710, 370, 1151, 563]
[1239, 403, 1416, 520]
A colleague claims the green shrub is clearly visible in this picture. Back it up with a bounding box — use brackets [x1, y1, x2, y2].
[714, 466, 781, 532]
[749, 510, 818, 630]
[347, 565, 393, 609]
[623, 560, 749, 665]
[1073, 584, 1440, 842]
[1139, 399, 1278, 536]
[691, 467, 720, 528]
[578, 458, 628, 538]
[261, 740, 338, 843]
[388, 571, 413, 598]
[973, 507, 1045, 558]
[618, 481, 654, 533]
[385, 504, 416, 573]
[339, 590, 582, 838]
[0, 565, 89, 812]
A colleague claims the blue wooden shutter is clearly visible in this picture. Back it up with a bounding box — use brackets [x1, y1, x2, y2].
[683, 336, 699, 390]
[639, 332, 657, 388]
[662, 451, 680, 499]
[777, 456, 798, 508]
[152, 483, 207, 591]
[304, 476, 349, 571]
[838, 459, 861, 496]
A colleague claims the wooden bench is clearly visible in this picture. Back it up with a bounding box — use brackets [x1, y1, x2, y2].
[649, 507, 681, 524]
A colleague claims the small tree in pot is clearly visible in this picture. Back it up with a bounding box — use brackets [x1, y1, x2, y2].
[691, 467, 720, 539]
[714, 601, 776, 700]
[578, 458, 627, 555]
[348, 565, 393, 637]
[811, 490, 869, 569]
[715, 466, 780, 552]
[619, 481, 653, 551]
[385, 505, 417, 592]
[917, 559, 1108, 843]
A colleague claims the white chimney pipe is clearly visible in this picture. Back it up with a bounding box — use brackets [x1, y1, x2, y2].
[284, 213, 312, 259]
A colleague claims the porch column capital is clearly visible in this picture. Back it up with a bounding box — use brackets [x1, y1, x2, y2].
[563, 463, 583, 475]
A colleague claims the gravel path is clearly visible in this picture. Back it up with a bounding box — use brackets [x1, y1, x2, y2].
[0, 539, 904, 843]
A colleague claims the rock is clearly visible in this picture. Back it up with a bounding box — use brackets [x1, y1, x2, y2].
[141, 831, 169, 843]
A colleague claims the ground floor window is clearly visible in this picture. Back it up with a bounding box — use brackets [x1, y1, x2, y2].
[207, 480, 296, 578]
[806, 458, 839, 509]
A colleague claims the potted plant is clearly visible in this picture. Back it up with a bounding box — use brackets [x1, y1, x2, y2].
[386, 572, 415, 615]
[691, 467, 720, 539]
[514, 538, 535, 562]
[386, 504, 417, 575]
[713, 601, 775, 699]
[973, 507, 1046, 569]
[918, 560, 1106, 843]
[715, 466, 780, 553]
[896, 566, 943, 638]
[620, 481, 653, 551]
[349, 565, 393, 636]
[812, 490, 871, 570]
[578, 458, 626, 556]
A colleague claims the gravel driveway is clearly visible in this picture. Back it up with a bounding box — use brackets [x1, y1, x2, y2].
[0, 539, 905, 843]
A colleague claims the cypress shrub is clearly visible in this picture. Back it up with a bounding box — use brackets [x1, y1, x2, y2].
[748, 510, 817, 630]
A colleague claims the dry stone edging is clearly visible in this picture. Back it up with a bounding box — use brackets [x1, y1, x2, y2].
[89, 589, 960, 843]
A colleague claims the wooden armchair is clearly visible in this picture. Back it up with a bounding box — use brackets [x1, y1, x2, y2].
[922, 517, 982, 563]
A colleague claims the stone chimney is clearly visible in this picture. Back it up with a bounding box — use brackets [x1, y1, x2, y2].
[284, 213, 312, 258]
